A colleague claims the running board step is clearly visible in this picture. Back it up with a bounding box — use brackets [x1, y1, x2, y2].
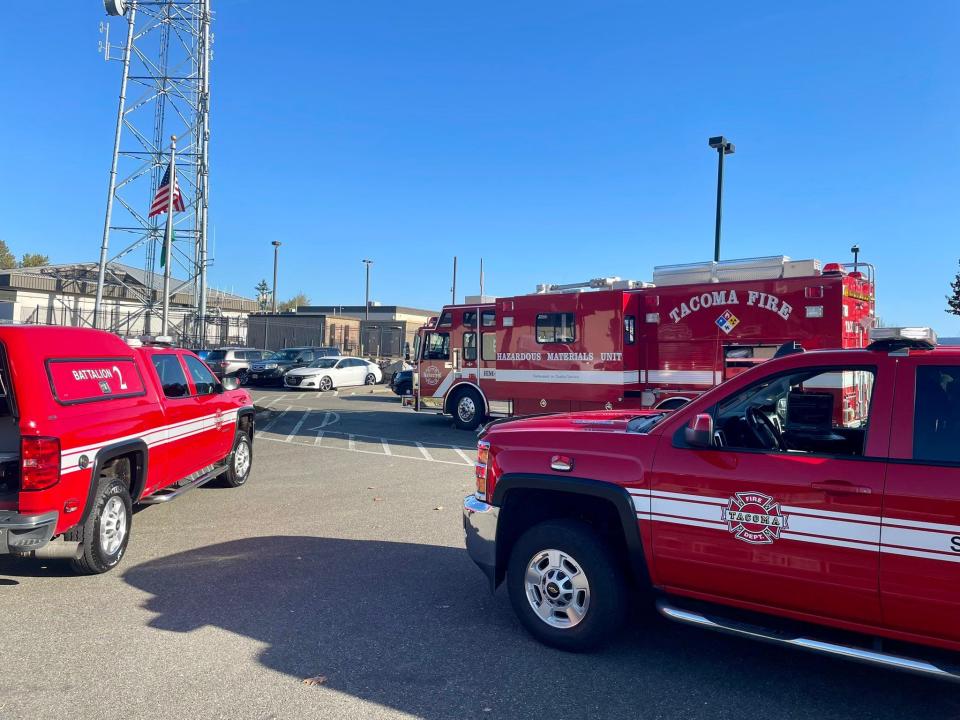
[656, 599, 960, 683]
[139, 464, 227, 505]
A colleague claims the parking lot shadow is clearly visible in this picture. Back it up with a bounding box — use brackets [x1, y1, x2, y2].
[123, 536, 960, 720]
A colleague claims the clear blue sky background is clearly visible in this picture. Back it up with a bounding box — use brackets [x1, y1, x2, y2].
[1, 2, 957, 332]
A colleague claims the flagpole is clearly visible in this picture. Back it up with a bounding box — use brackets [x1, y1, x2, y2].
[160, 135, 177, 337]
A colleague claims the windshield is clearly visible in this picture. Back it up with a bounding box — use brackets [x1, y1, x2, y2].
[308, 359, 339, 369]
[268, 349, 301, 362]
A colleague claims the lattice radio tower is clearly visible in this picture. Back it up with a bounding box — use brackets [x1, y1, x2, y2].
[94, 0, 211, 344]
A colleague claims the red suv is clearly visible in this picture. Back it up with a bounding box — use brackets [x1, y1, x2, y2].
[0, 327, 255, 574]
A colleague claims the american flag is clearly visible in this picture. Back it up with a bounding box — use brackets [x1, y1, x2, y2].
[148, 165, 185, 217]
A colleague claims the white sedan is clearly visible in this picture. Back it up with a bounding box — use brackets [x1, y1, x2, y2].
[284, 356, 382, 391]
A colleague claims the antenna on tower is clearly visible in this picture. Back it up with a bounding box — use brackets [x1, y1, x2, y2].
[94, 0, 213, 348]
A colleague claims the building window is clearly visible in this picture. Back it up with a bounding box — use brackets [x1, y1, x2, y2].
[481, 333, 496, 361]
[463, 332, 477, 361]
[481, 310, 496, 328]
[424, 332, 450, 360]
[624, 315, 636, 345]
[536, 313, 575, 344]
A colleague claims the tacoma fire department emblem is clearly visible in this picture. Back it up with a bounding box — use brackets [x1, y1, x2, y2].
[422, 365, 442, 386]
[723, 492, 787, 544]
[715, 310, 740, 335]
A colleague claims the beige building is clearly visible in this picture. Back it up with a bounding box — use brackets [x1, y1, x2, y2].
[0, 262, 259, 347]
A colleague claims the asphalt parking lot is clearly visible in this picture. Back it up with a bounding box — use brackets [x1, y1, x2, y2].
[1, 387, 959, 720]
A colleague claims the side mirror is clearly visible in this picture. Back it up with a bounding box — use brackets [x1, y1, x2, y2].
[221, 376, 239, 391]
[684, 413, 714, 448]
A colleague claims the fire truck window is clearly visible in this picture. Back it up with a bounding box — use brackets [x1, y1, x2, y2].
[184, 355, 217, 396]
[709, 367, 875, 456]
[463, 311, 476, 328]
[913, 366, 960, 463]
[438, 312, 453, 327]
[151, 354, 189, 399]
[482, 311, 496, 327]
[624, 315, 636, 345]
[424, 332, 450, 360]
[536, 313, 575, 344]
[463, 332, 477, 361]
[481, 333, 496, 361]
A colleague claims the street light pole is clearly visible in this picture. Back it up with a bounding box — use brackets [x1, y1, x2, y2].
[271, 240, 281, 312]
[362, 259, 373, 320]
[708, 136, 735, 263]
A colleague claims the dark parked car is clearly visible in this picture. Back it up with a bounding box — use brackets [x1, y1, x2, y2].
[390, 368, 413, 396]
[248, 346, 340, 386]
[205, 347, 269, 385]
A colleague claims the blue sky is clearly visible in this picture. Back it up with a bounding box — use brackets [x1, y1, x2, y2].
[1, 2, 958, 332]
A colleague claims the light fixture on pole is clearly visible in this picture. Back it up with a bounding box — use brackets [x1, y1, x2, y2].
[271, 241, 282, 313]
[708, 135, 735, 262]
[362, 259, 373, 320]
[851, 244, 860, 272]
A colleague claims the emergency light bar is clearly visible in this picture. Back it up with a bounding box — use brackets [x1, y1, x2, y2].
[867, 326, 937, 351]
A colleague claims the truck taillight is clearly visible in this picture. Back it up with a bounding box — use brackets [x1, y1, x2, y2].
[21, 437, 61, 491]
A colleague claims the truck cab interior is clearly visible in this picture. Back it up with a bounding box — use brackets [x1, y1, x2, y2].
[712, 368, 873, 457]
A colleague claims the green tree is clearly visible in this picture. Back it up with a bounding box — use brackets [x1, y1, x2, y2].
[948, 261, 960, 317]
[277, 292, 311, 312]
[0, 240, 14, 269]
[255, 279, 271, 311]
[19, 253, 49, 268]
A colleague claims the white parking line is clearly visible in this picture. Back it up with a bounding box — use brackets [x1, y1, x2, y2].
[348, 434, 356, 451]
[285, 410, 311, 443]
[315, 431, 324, 447]
[416, 442, 433, 461]
[454, 447, 472, 464]
[381, 439, 392, 455]
[256, 408, 290, 437]
[259, 434, 472, 467]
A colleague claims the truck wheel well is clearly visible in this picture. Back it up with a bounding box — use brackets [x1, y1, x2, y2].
[495, 488, 640, 589]
[238, 413, 253, 437]
[101, 454, 138, 494]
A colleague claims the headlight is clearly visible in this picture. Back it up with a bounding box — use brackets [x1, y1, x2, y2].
[265, 363, 278, 370]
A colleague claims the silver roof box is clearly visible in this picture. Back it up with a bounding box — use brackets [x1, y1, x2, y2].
[652, 256, 822, 286]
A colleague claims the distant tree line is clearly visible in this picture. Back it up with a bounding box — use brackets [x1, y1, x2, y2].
[0, 240, 50, 270]
[254, 278, 310, 312]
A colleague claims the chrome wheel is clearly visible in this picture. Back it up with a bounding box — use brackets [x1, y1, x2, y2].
[234, 439, 251, 478]
[319, 376, 333, 392]
[457, 395, 477, 424]
[99, 496, 128, 556]
[365, 373, 376, 385]
[524, 549, 590, 629]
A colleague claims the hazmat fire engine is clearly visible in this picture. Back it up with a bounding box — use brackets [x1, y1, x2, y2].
[404, 255, 876, 430]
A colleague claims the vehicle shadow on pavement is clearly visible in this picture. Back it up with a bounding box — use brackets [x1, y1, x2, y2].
[122, 536, 960, 720]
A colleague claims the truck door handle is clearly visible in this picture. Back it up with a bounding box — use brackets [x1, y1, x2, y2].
[810, 480, 872, 495]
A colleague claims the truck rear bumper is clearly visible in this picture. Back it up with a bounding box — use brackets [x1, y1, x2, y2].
[0, 510, 59, 554]
[463, 495, 498, 588]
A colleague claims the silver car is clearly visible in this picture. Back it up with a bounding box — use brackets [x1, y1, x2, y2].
[205, 347, 268, 385]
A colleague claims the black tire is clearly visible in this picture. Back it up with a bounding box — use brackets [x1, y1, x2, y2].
[507, 519, 627, 651]
[236, 369, 250, 386]
[221, 430, 253, 488]
[364, 373, 377, 385]
[451, 387, 485, 431]
[69, 471, 133, 575]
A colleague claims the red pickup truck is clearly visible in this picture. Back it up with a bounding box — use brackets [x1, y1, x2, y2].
[464, 327, 960, 681]
[0, 327, 255, 574]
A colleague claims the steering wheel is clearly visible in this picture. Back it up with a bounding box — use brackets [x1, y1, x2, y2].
[746, 407, 786, 451]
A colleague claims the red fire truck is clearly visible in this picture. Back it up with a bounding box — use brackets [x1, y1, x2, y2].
[405, 255, 876, 430]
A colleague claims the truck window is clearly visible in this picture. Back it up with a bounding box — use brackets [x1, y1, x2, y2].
[424, 332, 450, 360]
[536, 313, 575, 344]
[438, 312, 453, 327]
[463, 311, 476, 327]
[481, 332, 496, 361]
[463, 332, 477, 362]
[151, 355, 189, 399]
[184, 355, 217, 396]
[624, 315, 636, 345]
[913, 366, 960, 463]
[709, 367, 876, 457]
[481, 310, 496, 327]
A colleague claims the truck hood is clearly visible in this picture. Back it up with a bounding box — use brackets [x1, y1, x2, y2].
[484, 409, 667, 436]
